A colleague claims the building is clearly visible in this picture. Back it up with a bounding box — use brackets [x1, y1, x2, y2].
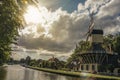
[78, 29, 120, 75]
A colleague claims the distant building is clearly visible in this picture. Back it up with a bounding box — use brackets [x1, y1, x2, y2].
[48, 57, 61, 69]
[78, 29, 120, 75]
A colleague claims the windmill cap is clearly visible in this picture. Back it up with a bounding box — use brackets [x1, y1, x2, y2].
[91, 29, 103, 34]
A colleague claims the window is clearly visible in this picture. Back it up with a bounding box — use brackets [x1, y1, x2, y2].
[92, 65, 95, 70]
[81, 65, 83, 70]
[86, 65, 89, 70]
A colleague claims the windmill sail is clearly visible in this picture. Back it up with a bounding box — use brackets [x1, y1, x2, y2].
[86, 12, 95, 41]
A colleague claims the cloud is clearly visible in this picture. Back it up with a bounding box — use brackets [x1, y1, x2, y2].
[18, 7, 90, 53]
[12, 44, 70, 60]
[95, 0, 120, 34]
[15, 0, 120, 60]
[97, 0, 120, 18]
[78, 0, 120, 34]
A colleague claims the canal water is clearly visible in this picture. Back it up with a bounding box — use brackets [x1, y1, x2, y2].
[0, 65, 112, 80]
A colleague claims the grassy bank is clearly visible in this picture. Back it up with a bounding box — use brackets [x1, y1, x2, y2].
[26, 66, 120, 80]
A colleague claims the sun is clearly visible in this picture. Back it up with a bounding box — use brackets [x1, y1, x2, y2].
[24, 6, 41, 24]
[23, 5, 53, 38]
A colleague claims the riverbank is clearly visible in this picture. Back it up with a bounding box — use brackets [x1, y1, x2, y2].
[0, 65, 7, 68]
[25, 66, 120, 80]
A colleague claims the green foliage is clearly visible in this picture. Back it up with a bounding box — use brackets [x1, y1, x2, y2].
[103, 33, 120, 54]
[113, 34, 120, 54]
[67, 40, 90, 66]
[0, 0, 38, 65]
[103, 34, 114, 52]
[0, 0, 24, 64]
[25, 56, 31, 65]
[74, 41, 90, 53]
[29, 59, 37, 66]
[28, 57, 66, 70]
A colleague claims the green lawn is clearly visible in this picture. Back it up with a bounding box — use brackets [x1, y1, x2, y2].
[26, 66, 120, 80]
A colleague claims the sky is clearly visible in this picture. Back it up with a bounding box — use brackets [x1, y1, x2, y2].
[12, 0, 120, 60]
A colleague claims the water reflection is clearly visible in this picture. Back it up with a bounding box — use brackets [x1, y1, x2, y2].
[0, 67, 7, 80]
[0, 65, 114, 80]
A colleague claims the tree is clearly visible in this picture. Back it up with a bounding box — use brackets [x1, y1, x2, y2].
[103, 34, 114, 52]
[113, 34, 120, 55]
[20, 58, 25, 63]
[0, 0, 23, 64]
[67, 40, 90, 67]
[74, 41, 90, 53]
[0, 0, 38, 65]
[29, 59, 37, 66]
[103, 33, 120, 55]
[25, 56, 31, 65]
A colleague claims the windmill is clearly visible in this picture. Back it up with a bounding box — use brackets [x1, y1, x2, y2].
[85, 10, 104, 52]
[85, 10, 104, 45]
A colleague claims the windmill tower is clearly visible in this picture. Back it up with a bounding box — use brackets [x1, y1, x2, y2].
[86, 12, 104, 52]
[78, 8, 120, 75]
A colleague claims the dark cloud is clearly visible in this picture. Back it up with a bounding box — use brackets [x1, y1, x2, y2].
[18, 34, 72, 52]
[39, 53, 54, 56]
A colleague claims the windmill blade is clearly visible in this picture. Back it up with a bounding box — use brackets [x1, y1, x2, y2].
[85, 30, 91, 41]
[86, 29, 92, 41]
[86, 22, 94, 34]
[86, 14, 95, 33]
[88, 19, 95, 33]
[89, 22, 95, 33]
[85, 10, 95, 41]
[86, 23, 94, 41]
[86, 34, 89, 41]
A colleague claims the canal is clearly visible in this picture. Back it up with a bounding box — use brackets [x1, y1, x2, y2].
[0, 65, 113, 80]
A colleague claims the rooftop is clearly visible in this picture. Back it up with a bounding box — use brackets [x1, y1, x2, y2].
[91, 29, 103, 34]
